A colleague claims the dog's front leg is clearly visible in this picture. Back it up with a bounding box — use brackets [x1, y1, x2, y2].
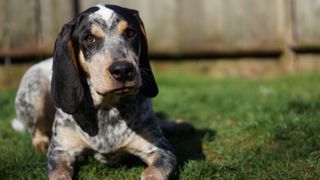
[47, 145, 75, 180]
[126, 131, 177, 180]
[47, 124, 87, 180]
[141, 150, 176, 180]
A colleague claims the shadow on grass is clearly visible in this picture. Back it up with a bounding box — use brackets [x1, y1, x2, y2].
[155, 112, 215, 166]
[155, 112, 216, 179]
[166, 128, 215, 179]
[166, 128, 215, 165]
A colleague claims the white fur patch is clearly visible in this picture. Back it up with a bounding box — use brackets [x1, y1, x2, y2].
[90, 4, 115, 25]
[11, 118, 26, 132]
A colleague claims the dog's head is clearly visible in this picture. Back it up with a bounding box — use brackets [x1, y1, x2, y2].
[51, 4, 158, 114]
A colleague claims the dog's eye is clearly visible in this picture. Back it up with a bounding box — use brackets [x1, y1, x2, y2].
[84, 35, 96, 44]
[125, 29, 136, 38]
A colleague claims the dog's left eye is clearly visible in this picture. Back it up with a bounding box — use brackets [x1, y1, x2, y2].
[125, 28, 136, 38]
[84, 35, 96, 44]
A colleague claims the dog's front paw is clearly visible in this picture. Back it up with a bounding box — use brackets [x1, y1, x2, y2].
[49, 171, 72, 180]
[34, 140, 49, 152]
[141, 166, 167, 180]
[32, 135, 49, 152]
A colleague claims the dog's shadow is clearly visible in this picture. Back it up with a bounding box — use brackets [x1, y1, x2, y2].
[156, 112, 215, 166]
[166, 128, 214, 165]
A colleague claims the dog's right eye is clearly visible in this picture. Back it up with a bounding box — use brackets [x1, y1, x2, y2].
[125, 28, 136, 39]
[84, 35, 96, 44]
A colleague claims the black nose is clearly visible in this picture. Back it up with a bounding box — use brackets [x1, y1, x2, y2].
[108, 61, 136, 82]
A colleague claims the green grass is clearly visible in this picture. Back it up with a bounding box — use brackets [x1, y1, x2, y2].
[1, 70, 320, 179]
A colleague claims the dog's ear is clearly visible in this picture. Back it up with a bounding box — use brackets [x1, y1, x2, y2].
[134, 12, 159, 98]
[51, 20, 84, 114]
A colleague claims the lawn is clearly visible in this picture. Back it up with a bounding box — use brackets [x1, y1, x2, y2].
[1, 65, 320, 179]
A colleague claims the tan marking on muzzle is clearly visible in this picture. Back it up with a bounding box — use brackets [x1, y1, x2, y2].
[79, 50, 90, 77]
[80, 49, 116, 95]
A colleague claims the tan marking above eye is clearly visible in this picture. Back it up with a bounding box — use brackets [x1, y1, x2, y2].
[118, 20, 128, 34]
[91, 25, 104, 38]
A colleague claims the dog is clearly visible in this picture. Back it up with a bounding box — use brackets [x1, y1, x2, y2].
[12, 4, 193, 180]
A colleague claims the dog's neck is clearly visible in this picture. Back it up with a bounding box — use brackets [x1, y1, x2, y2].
[72, 93, 147, 136]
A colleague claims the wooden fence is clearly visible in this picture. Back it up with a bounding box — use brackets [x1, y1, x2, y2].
[0, 0, 320, 64]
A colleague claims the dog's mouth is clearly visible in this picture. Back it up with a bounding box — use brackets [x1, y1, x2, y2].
[96, 86, 136, 96]
[111, 86, 135, 94]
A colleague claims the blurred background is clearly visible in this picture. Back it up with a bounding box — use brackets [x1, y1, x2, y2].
[1, 0, 320, 78]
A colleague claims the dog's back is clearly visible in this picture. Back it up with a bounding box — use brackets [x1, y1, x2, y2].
[12, 58, 55, 151]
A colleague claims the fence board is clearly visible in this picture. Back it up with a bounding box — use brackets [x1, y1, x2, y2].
[0, 0, 36, 54]
[0, 0, 5, 49]
[293, 0, 320, 48]
[0, 0, 74, 57]
[39, 0, 74, 54]
[5, 0, 38, 56]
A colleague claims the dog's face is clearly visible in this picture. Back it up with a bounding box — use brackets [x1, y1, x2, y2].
[76, 5, 141, 96]
[51, 4, 158, 113]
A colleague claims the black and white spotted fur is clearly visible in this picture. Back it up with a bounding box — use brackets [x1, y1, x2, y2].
[12, 4, 193, 180]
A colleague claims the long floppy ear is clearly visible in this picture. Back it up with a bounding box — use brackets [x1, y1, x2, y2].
[51, 20, 84, 114]
[135, 12, 159, 97]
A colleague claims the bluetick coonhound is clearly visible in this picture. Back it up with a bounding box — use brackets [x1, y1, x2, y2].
[12, 4, 193, 180]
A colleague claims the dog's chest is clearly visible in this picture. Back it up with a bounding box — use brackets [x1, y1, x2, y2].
[55, 97, 152, 154]
[76, 107, 136, 153]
